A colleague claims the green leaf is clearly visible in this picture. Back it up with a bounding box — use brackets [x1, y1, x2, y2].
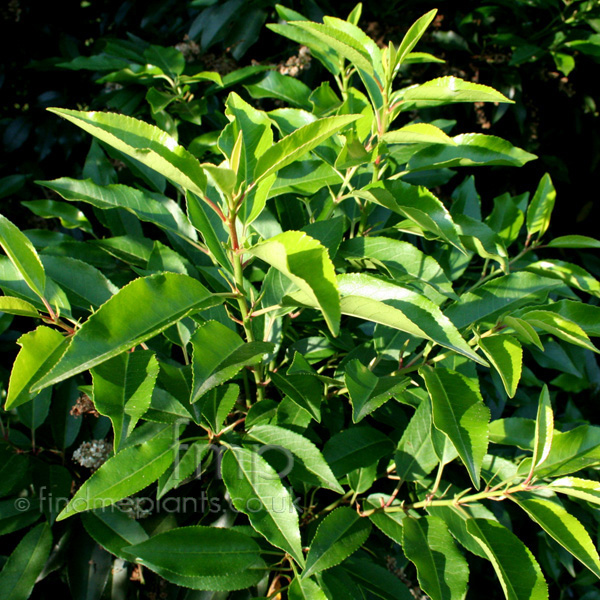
[421, 367, 490, 488]
[455, 214, 509, 271]
[526, 425, 600, 479]
[269, 160, 343, 198]
[82, 507, 149, 560]
[356, 180, 466, 254]
[254, 114, 360, 184]
[403, 516, 469, 600]
[218, 92, 273, 185]
[524, 259, 600, 298]
[526, 173, 555, 238]
[92, 350, 159, 450]
[22, 199, 94, 233]
[200, 383, 239, 434]
[407, 134, 536, 171]
[0, 523, 52, 600]
[364, 493, 405, 544]
[157, 440, 209, 498]
[39, 177, 198, 242]
[289, 576, 328, 600]
[123, 526, 263, 577]
[466, 519, 548, 600]
[0, 296, 40, 318]
[341, 557, 413, 599]
[337, 273, 486, 366]
[303, 507, 371, 579]
[344, 359, 409, 422]
[222, 446, 304, 566]
[477, 335, 523, 398]
[270, 363, 324, 422]
[399, 77, 513, 107]
[57, 425, 176, 520]
[485, 193, 525, 246]
[33, 273, 221, 391]
[518, 308, 598, 352]
[529, 385, 554, 479]
[323, 426, 394, 479]
[383, 123, 455, 146]
[339, 236, 457, 303]
[5, 326, 67, 410]
[511, 494, 600, 578]
[395, 398, 439, 481]
[248, 424, 343, 493]
[444, 272, 563, 329]
[541, 300, 600, 337]
[545, 235, 600, 249]
[0, 214, 46, 300]
[502, 316, 544, 350]
[396, 9, 438, 67]
[245, 70, 312, 110]
[249, 231, 340, 335]
[47, 108, 207, 196]
[190, 320, 273, 402]
[548, 476, 600, 506]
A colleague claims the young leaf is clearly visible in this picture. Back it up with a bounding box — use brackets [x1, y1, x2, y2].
[399, 77, 513, 106]
[32, 273, 221, 391]
[511, 494, 600, 578]
[529, 385, 554, 478]
[249, 231, 340, 335]
[0, 213, 46, 300]
[190, 320, 273, 402]
[247, 424, 343, 493]
[337, 273, 486, 366]
[123, 526, 263, 577]
[6, 326, 67, 410]
[57, 425, 176, 520]
[403, 516, 469, 600]
[0, 296, 40, 318]
[303, 507, 371, 579]
[395, 9, 438, 67]
[0, 523, 52, 600]
[344, 360, 409, 422]
[395, 398, 439, 482]
[466, 518, 548, 600]
[477, 335, 523, 398]
[548, 476, 600, 506]
[222, 446, 304, 566]
[526, 173, 555, 238]
[92, 350, 160, 450]
[289, 576, 328, 600]
[502, 316, 544, 351]
[254, 114, 360, 184]
[383, 122, 456, 146]
[545, 235, 600, 249]
[47, 108, 207, 196]
[421, 367, 490, 488]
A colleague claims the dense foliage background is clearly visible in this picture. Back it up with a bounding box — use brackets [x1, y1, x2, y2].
[1, 1, 600, 599]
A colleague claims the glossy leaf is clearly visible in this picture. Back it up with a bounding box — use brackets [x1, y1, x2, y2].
[511, 494, 600, 578]
[248, 424, 343, 493]
[32, 273, 221, 391]
[222, 446, 304, 566]
[289, 577, 328, 600]
[92, 350, 159, 450]
[323, 426, 394, 479]
[0, 213, 46, 300]
[47, 108, 207, 196]
[0, 523, 52, 600]
[548, 476, 600, 506]
[403, 516, 469, 600]
[541, 300, 600, 337]
[200, 383, 239, 434]
[525, 259, 600, 298]
[408, 134, 536, 171]
[249, 231, 340, 335]
[190, 320, 273, 402]
[123, 526, 263, 577]
[364, 493, 405, 545]
[57, 425, 176, 520]
[254, 114, 360, 184]
[444, 272, 563, 329]
[303, 507, 371, 579]
[6, 326, 66, 410]
[337, 273, 486, 365]
[40, 177, 198, 242]
[157, 440, 209, 498]
[0, 296, 40, 318]
[421, 367, 490, 488]
[503, 315, 544, 350]
[399, 77, 513, 106]
[477, 335, 523, 398]
[395, 9, 438, 67]
[395, 398, 439, 481]
[22, 198, 93, 233]
[530, 385, 554, 479]
[466, 519, 548, 600]
[526, 173, 555, 238]
[345, 360, 409, 422]
[545, 235, 600, 249]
